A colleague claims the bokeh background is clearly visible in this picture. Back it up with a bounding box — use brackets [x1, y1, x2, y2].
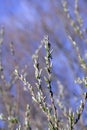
[0, 0, 87, 129]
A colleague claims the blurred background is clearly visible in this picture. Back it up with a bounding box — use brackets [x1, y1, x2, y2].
[0, 0, 87, 129]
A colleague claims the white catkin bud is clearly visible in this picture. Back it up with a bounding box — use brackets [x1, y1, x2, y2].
[14, 69, 18, 74]
[0, 113, 4, 120]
